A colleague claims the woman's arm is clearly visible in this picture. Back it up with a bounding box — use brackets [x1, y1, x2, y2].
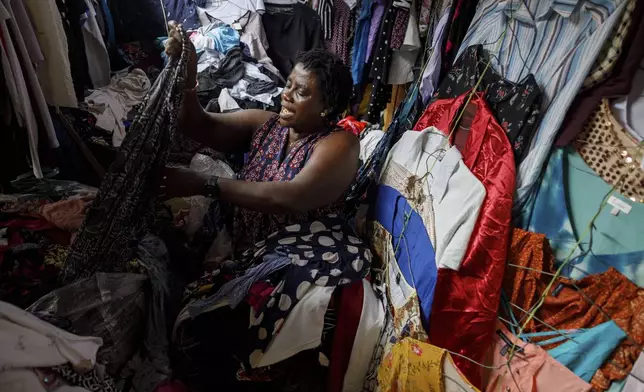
[162, 131, 359, 214]
[167, 21, 274, 153]
[216, 131, 359, 214]
[178, 88, 274, 154]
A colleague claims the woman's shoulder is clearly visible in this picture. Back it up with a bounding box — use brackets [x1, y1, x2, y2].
[317, 128, 360, 151]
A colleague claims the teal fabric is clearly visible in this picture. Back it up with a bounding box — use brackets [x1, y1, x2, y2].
[518, 321, 626, 383]
[518, 148, 644, 286]
[548, 321, 626, 383]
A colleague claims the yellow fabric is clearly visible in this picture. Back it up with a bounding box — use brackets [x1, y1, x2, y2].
[357, 84, 374, 118]
[378, 338, 445, 392]
[383, 85, 407, 129]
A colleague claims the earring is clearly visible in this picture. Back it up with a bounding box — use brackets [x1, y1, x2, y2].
[320, 111, 327, 118]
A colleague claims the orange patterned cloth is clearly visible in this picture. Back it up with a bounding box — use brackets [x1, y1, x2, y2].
[504, 228, 644, 390]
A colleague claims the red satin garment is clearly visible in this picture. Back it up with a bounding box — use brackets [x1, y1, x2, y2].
[413, 92, 516, 387]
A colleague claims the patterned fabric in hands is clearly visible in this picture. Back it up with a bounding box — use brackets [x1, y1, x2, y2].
[63, 27, 191, 282]
[232, 115, 344, 254]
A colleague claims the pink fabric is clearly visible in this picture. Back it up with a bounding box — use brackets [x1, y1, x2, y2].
[483, 322, 592, 392]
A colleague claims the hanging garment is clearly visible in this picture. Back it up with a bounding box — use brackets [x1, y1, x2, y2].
[63, 27, 190, 282]
[440, 0, 478, 78]
[387, 0, 420, 85]
[547, 321, 627, 383]
[1, 1, 46, 178]
[262, 4, 324, 78]
[389, 0, 411, 50]
[324, 0, 351, 64]
[574, 99, 643, 203]
[583, 0, 638, 90]
[196, 0, 265, 26]
[381, 128, 486, 272]
[359, 130, 385, 162]
[413, 91, 515, 387]
[337, 279, 385, 392]
[518, 148, 644, 285]
[81, 0, 110, 88]
[611, 58, 644, 142]
[238, 11, 282, 80]
[315, 0, 333, 40]
[232, 115, 344, 254]
[345, 81, 419, 214]
[365, 0, 386, 61]
[9, 0, 43, 66]
[434, 45, 542, 163]
[56, 0, 93, 102]
[163, 0, 200, 30]
[504, 228, 644, 391]
[351, 0, 372, 85]
[458, 0, 628, 209]
[364, 223, 430, 390]
[378, 337, 480, 392]
[366, 0, 395, 123]
[555, 0, 644, 146]
[483, 321, 592, 392]
[418, 6, 451, 103]
[22, 0, 77, 107]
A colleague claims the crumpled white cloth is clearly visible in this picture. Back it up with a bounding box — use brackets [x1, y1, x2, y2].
[84, 68, 151, 147]
[0, 300, 102, 383]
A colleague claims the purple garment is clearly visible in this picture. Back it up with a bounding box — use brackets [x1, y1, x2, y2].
[365, 0, 385, 62]
[419, 7, 451, 104]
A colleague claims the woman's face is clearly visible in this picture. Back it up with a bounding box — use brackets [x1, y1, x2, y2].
[279, 63, 327, 133]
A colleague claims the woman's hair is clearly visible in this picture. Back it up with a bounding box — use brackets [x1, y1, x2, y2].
[295, 49, 352, 122]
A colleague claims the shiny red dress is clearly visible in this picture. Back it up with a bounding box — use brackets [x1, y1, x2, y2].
[413, 92, 515, 387]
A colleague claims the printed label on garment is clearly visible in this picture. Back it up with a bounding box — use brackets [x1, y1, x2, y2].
[607, 195, 632, 215]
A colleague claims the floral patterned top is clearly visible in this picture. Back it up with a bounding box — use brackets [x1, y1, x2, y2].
[435, 45, 543, 163]
[233, 115, 345, 253]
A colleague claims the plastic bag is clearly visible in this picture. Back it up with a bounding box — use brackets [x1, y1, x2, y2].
[27, 273, 147, 375]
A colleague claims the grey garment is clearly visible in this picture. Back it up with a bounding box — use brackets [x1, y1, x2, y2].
[9, 0, 43, 64]
[63, 26, 191, 281]
[128, 234, 174, 392]
[197, 46, 245, 90]
[27, 273, 148, 375]
[186, 254, 291, 318]
[81, 0, 110, 88]
[93, 0, 106, 38]
[239, 11, 284, 80]
[245, 76, 276, 95]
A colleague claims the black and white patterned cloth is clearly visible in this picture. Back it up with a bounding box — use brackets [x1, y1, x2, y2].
[63, 26, 191, 282]
[240, 214, 372, 369]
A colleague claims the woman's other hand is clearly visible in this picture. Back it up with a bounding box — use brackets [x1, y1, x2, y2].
[159, 166, 208, 200]
[164, 21, 198, 88]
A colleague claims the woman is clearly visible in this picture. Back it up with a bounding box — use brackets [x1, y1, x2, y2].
[163, 22, 359, 256]
[164, 24, 362, 390]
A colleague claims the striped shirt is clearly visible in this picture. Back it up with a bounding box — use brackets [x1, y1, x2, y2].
[457, 0, 627, 209]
